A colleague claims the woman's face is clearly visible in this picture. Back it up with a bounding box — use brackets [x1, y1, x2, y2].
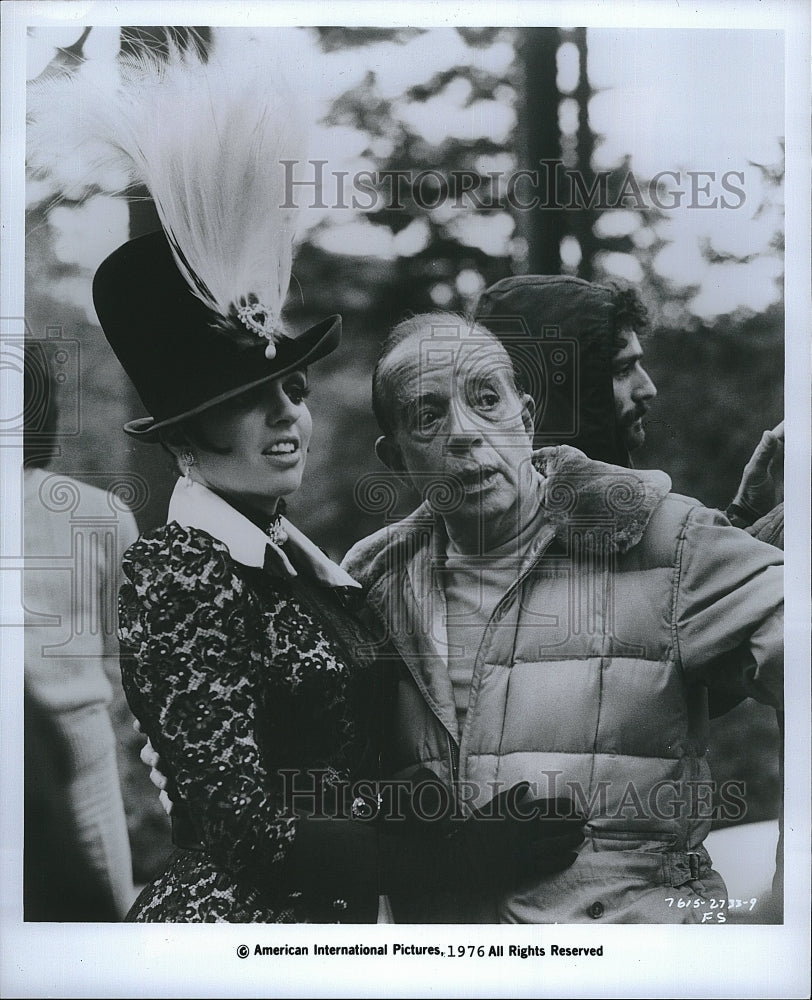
[189, 370, 312, 520]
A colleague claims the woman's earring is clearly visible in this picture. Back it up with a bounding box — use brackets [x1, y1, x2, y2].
[180, 450, 196, 486]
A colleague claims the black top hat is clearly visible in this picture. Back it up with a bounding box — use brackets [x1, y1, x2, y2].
[93, 231, 341, 442]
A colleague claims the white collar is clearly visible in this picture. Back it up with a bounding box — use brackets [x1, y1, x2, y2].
[167, 479, 361, 589]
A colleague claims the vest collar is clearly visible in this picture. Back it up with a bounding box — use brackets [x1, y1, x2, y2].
[363, 444, 671, 572]
[531, 444, 671, 553]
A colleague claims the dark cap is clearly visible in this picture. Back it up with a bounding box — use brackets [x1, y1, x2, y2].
[476, 274, 628, 467]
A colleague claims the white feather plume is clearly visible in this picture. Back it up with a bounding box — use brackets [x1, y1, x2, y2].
[27, 31, 309, 349]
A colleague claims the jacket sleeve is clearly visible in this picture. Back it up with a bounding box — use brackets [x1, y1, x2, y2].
[118, 524, 296, 884]
[672, 504, 783, 709]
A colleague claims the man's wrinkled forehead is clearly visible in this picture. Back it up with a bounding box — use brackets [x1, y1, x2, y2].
[384, 325, 514, 403]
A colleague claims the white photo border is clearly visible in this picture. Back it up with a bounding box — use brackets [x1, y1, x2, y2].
[1, 1, 809, 997]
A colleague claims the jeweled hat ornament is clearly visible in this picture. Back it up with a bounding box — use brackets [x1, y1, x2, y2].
[27, 31, 340, 441]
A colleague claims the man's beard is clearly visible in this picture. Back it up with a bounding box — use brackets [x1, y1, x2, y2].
[620, 407, 648, 451]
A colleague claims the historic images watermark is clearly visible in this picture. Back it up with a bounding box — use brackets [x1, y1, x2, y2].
[281, 160, 748, 212]
[281, 769, 750, 824]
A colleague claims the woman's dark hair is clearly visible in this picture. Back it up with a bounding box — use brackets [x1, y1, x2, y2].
[158, 417, 232, 467]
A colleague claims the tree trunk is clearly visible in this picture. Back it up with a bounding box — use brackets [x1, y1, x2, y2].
[518, 28, 564, 275]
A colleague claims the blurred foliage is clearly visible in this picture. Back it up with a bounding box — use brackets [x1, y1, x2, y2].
[314, 27, 426, 51]
[24, 24, 784, 887]
[634, 304, 784, 509]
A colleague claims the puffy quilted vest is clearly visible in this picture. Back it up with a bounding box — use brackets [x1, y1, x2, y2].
[343, 447, 783, 923]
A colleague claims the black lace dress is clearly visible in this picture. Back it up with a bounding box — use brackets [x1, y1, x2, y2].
[118, 523, 379, 923]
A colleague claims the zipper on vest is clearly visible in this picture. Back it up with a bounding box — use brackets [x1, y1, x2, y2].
[447, 731, 460, 785]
